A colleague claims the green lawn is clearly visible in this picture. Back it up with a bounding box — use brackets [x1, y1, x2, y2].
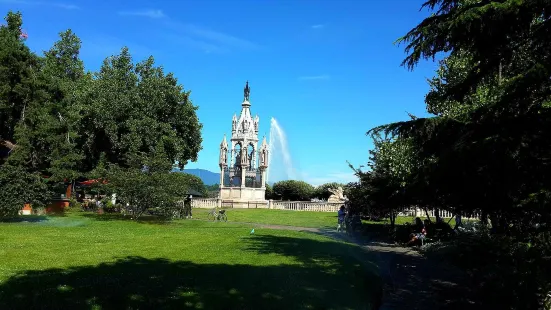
[0, 212, 381, 309]
[191, 208, 340, 229]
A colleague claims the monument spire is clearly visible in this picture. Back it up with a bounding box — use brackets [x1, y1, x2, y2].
[217, 80, 269, 207]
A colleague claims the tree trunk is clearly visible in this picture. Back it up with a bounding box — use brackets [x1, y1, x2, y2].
[423, 207, 432, 223]
[434, 208, 442, 223]
[489, 213, 506, 234]
[481, 210, 489, 227]
[389, 207, 396, 231]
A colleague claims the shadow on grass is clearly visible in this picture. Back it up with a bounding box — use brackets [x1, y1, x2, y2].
[80, 212, 172, 225]
[242, 234, 383, 308]
[0, 215, 50, 223]
[0, 236, 383, 310]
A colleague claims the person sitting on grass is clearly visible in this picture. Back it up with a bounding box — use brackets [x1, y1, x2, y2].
[337, 205, 346, 232]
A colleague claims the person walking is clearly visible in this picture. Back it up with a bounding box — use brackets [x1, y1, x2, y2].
[184, 195, 193, 219]
[337, 205, 346, 232]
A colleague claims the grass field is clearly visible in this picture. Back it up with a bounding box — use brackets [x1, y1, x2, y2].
[191, 208, 340, 229]
[0, 212, 382, 309]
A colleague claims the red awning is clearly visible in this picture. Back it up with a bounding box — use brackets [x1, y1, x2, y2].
[78, 179, 108, 186]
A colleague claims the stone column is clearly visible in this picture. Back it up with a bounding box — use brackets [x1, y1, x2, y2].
[261, 169, 266, 188]
[241, 167, 246, 187]
[219, 167, 224, 187]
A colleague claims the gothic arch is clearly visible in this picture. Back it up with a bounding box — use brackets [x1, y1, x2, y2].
[247, 142, 256, 169]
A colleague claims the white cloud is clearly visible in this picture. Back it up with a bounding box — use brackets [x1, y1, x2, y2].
[311, 24, 324, 29]
[163, 21, 259, 52]
[53, 3, 78, 9]
[0, 0, 79, 9]
[118, 9, 165, 19]
[300, 171, 358, 186]
[298, 75, 330, 81]
[163, 33, 227, 54]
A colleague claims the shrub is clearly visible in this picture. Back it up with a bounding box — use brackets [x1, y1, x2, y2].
[0, 165, 50, 218]
[105, 167, 195, 220]
[68, 197, 81, 210]
[423, 230, 551, 309]
[272, 180, 314, 201]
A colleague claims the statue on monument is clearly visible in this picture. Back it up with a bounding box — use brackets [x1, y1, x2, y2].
[260, 149, 267, 166]
[242, 147, 248, 165]
[248, 151, 254, 168]
[327, 187, 348, 203]
[235, 151, 241, 166]
[244, 81, 250, 101]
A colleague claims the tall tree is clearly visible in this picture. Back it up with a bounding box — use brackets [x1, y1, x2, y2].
[272, 180, 314, 201]
[9, 29, 88, 182]
[0, 11, 42, 160]
[373, 0, 551, 232]
[81, 48, 202, 173]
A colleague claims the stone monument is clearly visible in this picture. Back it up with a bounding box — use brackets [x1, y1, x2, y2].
[218, 81, 269, 208]
[327, 187, 348, 203]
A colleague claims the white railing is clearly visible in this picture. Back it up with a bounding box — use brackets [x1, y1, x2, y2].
[270, 201, 342, 212]
[191, 198, 219, 209]
[187, 199, 481, 219]
[399, 207, 480, 220]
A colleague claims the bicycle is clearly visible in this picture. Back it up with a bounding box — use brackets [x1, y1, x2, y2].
[207, 208, 227, 222]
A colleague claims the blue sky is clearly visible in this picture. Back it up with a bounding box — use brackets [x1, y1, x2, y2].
[1, 0, 440, 185]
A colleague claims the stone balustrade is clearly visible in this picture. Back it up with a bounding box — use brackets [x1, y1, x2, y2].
[399, 207, 480, 220]
[188, 199, 480, 219]
[190, 198, 219, 209]
[270, 201, 343, 212]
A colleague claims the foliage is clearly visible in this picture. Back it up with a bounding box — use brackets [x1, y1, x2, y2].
[265, 183, 274, 200]
[348, 133, 419, 228]
[353, 1, 551, 307]
[423, 230, 551, 310]
[377, 0, 551, 233]
[0, 164, 50, 218]
[312, 182, 345, 200]
[204, 183, 220, 198]
[8, 29, 87, 183]
[272, 180, 314, 201]
[105, 160, 205, 220]
[205, 184, 219, 192]
[0, 11, 203, 217]
[176, 172, 208, 197]
[0, 12, 42, 154]
[80, 48, 202, 172]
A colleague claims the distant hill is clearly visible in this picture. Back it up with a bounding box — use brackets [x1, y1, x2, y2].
[173, 168, 220, 185]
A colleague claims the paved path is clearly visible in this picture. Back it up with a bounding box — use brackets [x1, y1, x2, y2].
[216, 220, 469, 310]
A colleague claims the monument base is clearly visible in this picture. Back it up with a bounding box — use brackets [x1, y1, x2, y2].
[219, 187, 268, 208]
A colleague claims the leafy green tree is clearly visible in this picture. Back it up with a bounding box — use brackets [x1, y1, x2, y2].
[372, 0, 551, 233]
[81, 48, 202, 173]
[367, 1, 551, 308]
[105, 164, 205, 220]
[272, 180, 314, 201]
[9, 29, 87, 183]
[176, 173, 208, 197]
[265, 183, 274, 200]
[0, 11, 204, 219]
[0, 164, 50, 218]
[0, 11, 42, 162]
[348, 133, 419, 228]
